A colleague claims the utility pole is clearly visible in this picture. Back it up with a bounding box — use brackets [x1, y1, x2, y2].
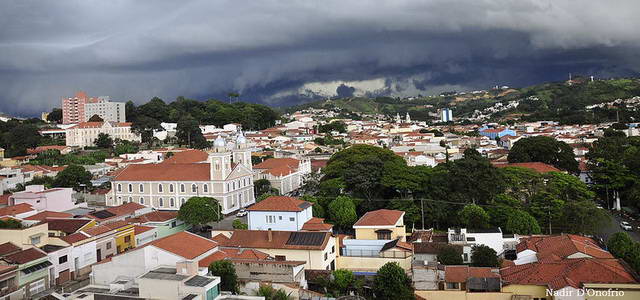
[421, 199, 425, 230]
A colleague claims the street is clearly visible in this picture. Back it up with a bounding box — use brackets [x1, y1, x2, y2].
[597, 210, 640, 243]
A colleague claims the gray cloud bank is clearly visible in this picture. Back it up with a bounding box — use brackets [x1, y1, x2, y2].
[1, 0, 640, 116]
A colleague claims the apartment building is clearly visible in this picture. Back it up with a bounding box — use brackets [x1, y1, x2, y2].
[62, 92, 125, 124]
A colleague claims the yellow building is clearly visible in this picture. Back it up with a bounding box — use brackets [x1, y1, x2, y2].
[111, 222, 136, 253]
[0, 222, 49, 248]
[352, 209, 406, 241]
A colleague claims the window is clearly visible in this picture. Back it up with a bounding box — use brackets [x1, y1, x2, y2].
[124, 236, 131, 243]
[128, 197, 132, 203]
[180, 184, 185, 193]
[117, 184, 122, 192]
[30, 235, 41, 245]
[266, 216, 275, 224]
[181, 198, 186, 205]
[140, 197, 144, 205]
[279, 216, 282, 220]
[139, 184, 144, 193]
[331, 246, 335, 254]
[463, 253, 469, 262]
[289, 217, 295, 222]
[59, 255, 68, 264]
[192, 184, 197, 193]
[128, 184, 133, 193]
[170, 198, 175, 207]
[376, 230, 392, 240]
[324, 252, 328, 261]
[106, 242, 112, 250]
[169, 184, 174, 192]
[158, 184, 163, 193]
[203, 184, 208, 193]
[159, 198, 164, 207]
[171, 221, 177, 228]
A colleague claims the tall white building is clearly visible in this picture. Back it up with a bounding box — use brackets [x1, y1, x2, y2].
[109, 133, 255, 214]
[441, 108, 453, 122]
[84, 96, 126, 123]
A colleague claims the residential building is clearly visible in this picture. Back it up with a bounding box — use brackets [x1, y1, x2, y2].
[0, 247, 52, 298]
[110, 135, 255, 214]
[133, 225, 158, 246]
[513, 234, 613, 265]
[44, 218, 95, 237]
[501, 258, 638, 300]
[213, 230, 336, 270]
[50, 232, 97, 279]
[0, 221, 48, 248]
[339, 209, 413, 272]
[253, 158, 311, 195]
[65, 121, 140, 147]
[86, 202, 152, 225]
[127, 210, 188, 239]
[137, 266, 221, 300]
[478, 126, 516, 139]
[82, 220, 135, 260]
[447, 228, 518, 263]
[9, 185, 77, 212]
[441, 108, 453, 122]
[40, 244, 73, 285]
[0, 203, 37, 220]
[0, 264, 21, 300]
[91, 231, 218, 285]
[246, 196, 313, 231]
[62, 92, 125, 124]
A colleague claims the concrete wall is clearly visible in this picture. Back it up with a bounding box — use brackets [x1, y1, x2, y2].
[233, 261, 304, 284]
[336, 256, 412, 272]
[248, 207, 312, 231]
[0, 223, 49, 248]
[415, 291, 513, 300]
[253, 238, 336, 270]
[502, 284, 548, 299]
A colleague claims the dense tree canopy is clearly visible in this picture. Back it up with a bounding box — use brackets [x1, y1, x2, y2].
[53, 165, 92, 191]
[508, 136, 579, 173]
[208, 260, 239, 293]
[94, 133, 113, 149]
[46, 108, 63, 123]
[470, 245, 500, 267]
[373, 262, 414, 300]
[177, 197, 223, 228]
[328, 196, 358, 230]
[437, 245, 463, 265]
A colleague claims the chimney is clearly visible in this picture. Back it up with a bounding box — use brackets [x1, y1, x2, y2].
[268, 229, 273, 242]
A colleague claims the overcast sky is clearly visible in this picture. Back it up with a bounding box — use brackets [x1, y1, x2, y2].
[1, 0, 640, 116]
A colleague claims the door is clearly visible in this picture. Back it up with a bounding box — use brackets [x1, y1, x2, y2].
[74, 257, 80, 278]
[97, 249, 102, 262]
[57, 270, 71, 285]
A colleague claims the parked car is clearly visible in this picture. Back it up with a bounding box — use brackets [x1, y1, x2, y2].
[236, 209, 247, 217]
[620, 221, 633, 231]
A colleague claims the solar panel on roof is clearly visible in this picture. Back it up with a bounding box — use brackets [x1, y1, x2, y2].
[22, 260, 53, 274]
[184, 275, 214, 287]
[286, 232, 325, 246]
[90, 210, 116, 219]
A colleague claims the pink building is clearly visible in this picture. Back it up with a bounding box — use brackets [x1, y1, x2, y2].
[62, 91, 98, 124]
[9, 185, 76, 212]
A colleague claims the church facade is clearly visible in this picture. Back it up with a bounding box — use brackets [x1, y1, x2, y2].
[108, 134, 255, 214]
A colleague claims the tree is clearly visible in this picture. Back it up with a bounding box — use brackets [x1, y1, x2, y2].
[114, 140, 139, 155]
[94, 133, 113, 149]
[46, 108, 63, 123]
[255, 285, 293, 300]
[176, 115, 209, 149]
[331, 269, 359, 296]
[373, 262, 414, 300]
[470, 245, 500, 267]
[1, 123, 41, 157]
[505, 210, 541, 234]
[301, 195, 325, 218]
[0, 218, 22, 229]
[177, 197, 223, 229]
[53, 165, 92, 191]
[437, 245, 463, 265]
[458, 204, 490, 229]
[232, 219, 248, 229]
[254, 179, 276, 198]
[209, 260, 238, 294]
[608, 232, 635, 259]
[328, 196, 358, 230]
[132, 115, 162, 145]
[508, 136, 579, 173]
[88, 114, 104, 122]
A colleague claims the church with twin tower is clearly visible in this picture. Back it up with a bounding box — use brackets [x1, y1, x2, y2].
[110, 132, 256, 214]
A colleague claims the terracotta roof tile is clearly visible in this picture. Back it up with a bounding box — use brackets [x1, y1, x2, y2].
[161, 149, 208, 164]
[353, 209, 404, 227]
[24, 211, 74, 221]
[0, 203, 34, 216]
[301, 217, 333, 231]
[0, 242, 21, 257]
[43, 218, 93, 234]
[494, 162, 562, 173]
[127, 211, 178, 223]
[134, 225, 155, 235]
[516, 234, 613, 261]
[150, 231, 217, 259]
[445, 266, 499, 283]
[3, 247, 46, 264]
[113, 163, 210, 181]
[198, 248, 270, 267]
[247, 196, 312, 212]
[59, 232, 91, 244]
[215, 230, 332, 251]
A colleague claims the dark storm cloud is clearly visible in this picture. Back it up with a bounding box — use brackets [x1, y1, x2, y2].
[1, 0, 640, 116]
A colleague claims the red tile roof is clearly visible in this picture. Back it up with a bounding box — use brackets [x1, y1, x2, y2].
[254, 158, 300, 176]
[69, 121, 132, 129]
[0, 203, 33, 217]
[0, 194, 11, 206]
[301, 217, 333, 231]
[516, 234, 613, 262]
[353, 209, 404, 227]
[0, 242, 21, 256]
[161, 149, 208, 164]
[24, 211, 73, 221]
[127, 211, 178, 223]
[493, 162, 561, 173]
[2, 247, 47, 264]
[150, 231, 217, 259]
[114, 163, 210, 181]
[26, 145, 69, 155]
[213, 230, 332, 251]
[43, 218, 93, 234]
[134, 225, 155, 235]
[247, 196, 312, 212]
[59, 232, 91, 244]
[501, 259, 638, 289]
[198, 248, 270, 267]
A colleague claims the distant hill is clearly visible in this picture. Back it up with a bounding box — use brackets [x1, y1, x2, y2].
[285, 77, 640, 124]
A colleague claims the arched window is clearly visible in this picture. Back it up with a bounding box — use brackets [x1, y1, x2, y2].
[180, 184, 185, 193]
[128, 184, 133, 193]
[169, 184, 174, 193]
[159, 198, 164, 207]
[139, 184, 144, 193]
[140, 197, 144, 205]
[117, 184, 122, 192]
[181, 198, 186, 206]
[227, 183, 230, 191]
[128, 197, 132, 203]
[158, 184, 163, 193]
[170, 198, 175, 207]
[232, 181, 235, 190]
[203, 184, 208, 193]
[192, 184, 197, 193]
